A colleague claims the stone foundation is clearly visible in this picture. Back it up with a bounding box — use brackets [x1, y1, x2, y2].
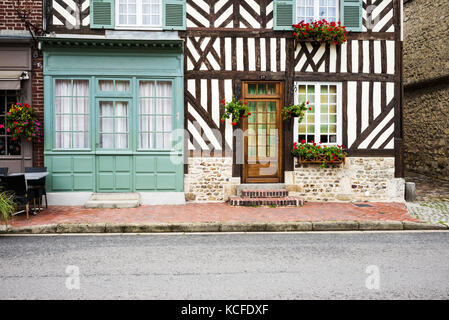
[185, 157, 404, 203]
[184, 157, 239, 202]
[286, 157, 404, 202]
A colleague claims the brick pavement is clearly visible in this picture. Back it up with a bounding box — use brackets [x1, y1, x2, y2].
[3, 202, 420, 228]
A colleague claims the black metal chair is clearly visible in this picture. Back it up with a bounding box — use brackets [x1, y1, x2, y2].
[25, 167, 48, 210]
[0, 167, 8, 191]
[2, 174, 36, 219]
[0, 167, 8, 176]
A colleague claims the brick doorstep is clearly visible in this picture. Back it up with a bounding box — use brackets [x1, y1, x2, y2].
[241, 190, 289, 198]
[230, 196, 304, 207]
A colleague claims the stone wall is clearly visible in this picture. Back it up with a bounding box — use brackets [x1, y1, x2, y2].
[403, 0, 449, 180]
[184, 157, 238, 202]
[403, 82, 449, 179]
[186, 157, 404, 203]
[286, 157, 405, 202]
[403, 0, 449, 84]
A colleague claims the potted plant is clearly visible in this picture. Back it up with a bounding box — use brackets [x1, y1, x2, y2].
[220, 98, 251, 126]
[292, 19, 348, 45]
[0, 191, 15, 227]
[2, 103, 42, 144]
[281, 101, 311, 123]
[292, 140, 346, 168]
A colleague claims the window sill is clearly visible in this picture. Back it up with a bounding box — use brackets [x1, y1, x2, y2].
[114, 26, 163, 31]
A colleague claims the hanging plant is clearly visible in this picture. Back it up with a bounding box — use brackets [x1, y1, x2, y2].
[292, 140, 346, 168]
[3, 103, 42, 143]
[281, 101, 311, 123]
[292, 19, 348, 45]
[220, 98, 251, 126]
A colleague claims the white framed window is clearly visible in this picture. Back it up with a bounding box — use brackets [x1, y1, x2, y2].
[296, 0, 339, 24]
[293, 82, 342, 145]
[116, 0, 162, 29]
[138, 80, 173, 150]
[54, 79, 90, 150]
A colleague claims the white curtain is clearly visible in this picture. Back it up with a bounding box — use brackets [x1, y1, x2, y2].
[115, 80, 130, 92]
[139, 81, 155, 149]
[55, 79, 89, 149]
[156, 81, 172, 149]
[99, 80, 113, 91]
[115, 101, 129, 149]
[100, 102, 114, 149]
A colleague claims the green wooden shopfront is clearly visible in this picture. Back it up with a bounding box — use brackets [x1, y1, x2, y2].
[42, 40, 184, 193]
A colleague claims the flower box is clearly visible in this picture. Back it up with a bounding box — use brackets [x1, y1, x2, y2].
[296, 154, 345, 165]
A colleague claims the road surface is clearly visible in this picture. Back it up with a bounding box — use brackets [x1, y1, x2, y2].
[1, 231, 448, 299]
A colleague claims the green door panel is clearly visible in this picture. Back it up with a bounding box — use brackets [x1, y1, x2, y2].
[52, 157, 72, 173]
[98, 173, 114, 191]
[74, 174, 95, 190]
[135, 174, 156, 191]
[52, 174, 74, 191]
[156, 173, 177, 190]
[135, 157, 156, 172]
[96, 156, 132, 192]
[73, 156, 95, 172]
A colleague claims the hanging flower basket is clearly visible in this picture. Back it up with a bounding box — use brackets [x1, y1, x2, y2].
[3, 103, 42, 143]
[292, 140, 346, 168]
[220, 98, 251, 126]
[292, 19, 348, 45]
[281, 101, 311, 123]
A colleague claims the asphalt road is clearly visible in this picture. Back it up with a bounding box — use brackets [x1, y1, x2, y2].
[1, 231, 448, 299]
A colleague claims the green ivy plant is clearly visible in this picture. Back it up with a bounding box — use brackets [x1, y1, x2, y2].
[281, 101, 311, 123]
[0, 191, 15, 227]
[292, 140, 346, 168]
[220, 98, 251, 126]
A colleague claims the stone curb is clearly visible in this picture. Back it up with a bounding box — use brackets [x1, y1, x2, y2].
[1, 221, 448, 234]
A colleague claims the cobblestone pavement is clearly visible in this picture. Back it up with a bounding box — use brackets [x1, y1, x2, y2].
[405, 171, 449, 226]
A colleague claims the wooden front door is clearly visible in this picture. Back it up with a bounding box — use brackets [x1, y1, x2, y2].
[242, 82, 283, 183]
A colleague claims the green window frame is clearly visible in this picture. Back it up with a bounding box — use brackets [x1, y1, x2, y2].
[53, 78, 91, 150]
[97, 98, 131, 150]
[96, 78, 133, 96]
[138, 80, 173, 151]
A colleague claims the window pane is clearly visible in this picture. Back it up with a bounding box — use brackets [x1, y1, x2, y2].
[101, 134, 114, 149]
[99, 80, 114, 91]
[116, 81, 130, 92]
[0, 137, 5, 155]
[116, 134, 129, 149]
[55, 80, 71, 96]
[248, 84, 257, 94]
[101, 118, 114, 133]
[100, 102, 114, 116]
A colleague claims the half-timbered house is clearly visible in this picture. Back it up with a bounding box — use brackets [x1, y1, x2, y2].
[40, 0, 405, 205]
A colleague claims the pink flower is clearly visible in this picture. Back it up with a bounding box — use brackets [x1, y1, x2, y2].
[0, 124, 4, 129]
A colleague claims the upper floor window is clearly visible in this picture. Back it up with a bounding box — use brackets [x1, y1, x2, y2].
[274, 0, 362, 32]
[117, 0, 162, 28]
[297, 0, 339, 23]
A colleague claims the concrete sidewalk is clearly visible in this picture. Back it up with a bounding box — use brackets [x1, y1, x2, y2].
[1, 202, 447, 234]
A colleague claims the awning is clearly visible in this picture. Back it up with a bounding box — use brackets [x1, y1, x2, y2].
[0, 71, 24, 90]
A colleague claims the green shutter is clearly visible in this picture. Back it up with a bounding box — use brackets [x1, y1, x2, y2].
[163, 0, 186, 30]
[90, 0, 115, 29]
[273, 0, 294, 31]
[341, 0, 362, 32]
